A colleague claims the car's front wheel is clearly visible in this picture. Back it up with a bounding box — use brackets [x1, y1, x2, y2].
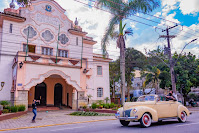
[140, 113, 152, 128]
[178, 111, 187, 123]
[120, 120, 130, 126]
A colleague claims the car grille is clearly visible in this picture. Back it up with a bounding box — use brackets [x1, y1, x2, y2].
[123, 109, 132, 117]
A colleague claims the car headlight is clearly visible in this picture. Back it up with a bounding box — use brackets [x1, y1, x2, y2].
[133, 108, 137, 114]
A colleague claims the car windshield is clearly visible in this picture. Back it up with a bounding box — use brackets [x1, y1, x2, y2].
[137, 95, 155, 102]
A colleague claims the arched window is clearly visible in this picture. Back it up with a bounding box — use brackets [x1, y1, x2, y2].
[97, 88, 103, 97]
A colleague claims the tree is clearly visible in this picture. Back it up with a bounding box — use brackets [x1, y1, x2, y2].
[158, 70, 171, 89]
[174, 52, 199, 105]
[125, 48, 146, 101]
[97, 0, 158, 105]
[152, 51, 199, 105]
[109, 60, 120, 98]
[143, 66, 160, 94]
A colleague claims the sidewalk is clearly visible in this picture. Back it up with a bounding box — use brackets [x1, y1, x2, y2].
[0, 110, 115, 131]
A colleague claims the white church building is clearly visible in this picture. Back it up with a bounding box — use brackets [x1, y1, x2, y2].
[0, 0, 111, 110]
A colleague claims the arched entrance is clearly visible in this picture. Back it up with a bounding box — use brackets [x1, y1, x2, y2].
[54, 83, 62, 107]
[35, 82, 46, 106]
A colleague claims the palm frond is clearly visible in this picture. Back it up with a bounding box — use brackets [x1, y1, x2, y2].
[124, 28, 133, 36]
[128, 0, 159, 14]
[97, 0, 125, 14]
[101, 15, 119, 56]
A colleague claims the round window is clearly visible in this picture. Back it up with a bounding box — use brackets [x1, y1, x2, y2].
[59, 34, 69, 45]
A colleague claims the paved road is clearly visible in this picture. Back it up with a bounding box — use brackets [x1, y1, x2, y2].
[1, 112, 199, 133]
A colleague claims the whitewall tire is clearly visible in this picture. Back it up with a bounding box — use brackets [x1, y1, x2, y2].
[178, 111, 187, 123]
[140, 113, 152, 128]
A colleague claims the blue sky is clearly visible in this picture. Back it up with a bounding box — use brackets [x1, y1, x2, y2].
[0, 0, 199, 59]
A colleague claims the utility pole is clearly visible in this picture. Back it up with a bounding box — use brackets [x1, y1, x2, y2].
[160, 24, 178, 95]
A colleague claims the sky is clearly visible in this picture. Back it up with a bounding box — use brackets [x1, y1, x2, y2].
[0, 0, 199, 60]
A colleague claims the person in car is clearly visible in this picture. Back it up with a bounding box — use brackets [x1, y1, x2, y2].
[166, 90, 177, 101]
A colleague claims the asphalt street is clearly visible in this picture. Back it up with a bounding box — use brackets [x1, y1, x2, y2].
[1, 112, 199, 133]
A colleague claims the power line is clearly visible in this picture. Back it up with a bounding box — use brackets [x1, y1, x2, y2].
[94, 0, 199, 36]
[86, 0, 199, 40]
[74, 0, 199, 40]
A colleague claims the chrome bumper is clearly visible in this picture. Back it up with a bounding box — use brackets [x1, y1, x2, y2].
[115, 113, 138, 120]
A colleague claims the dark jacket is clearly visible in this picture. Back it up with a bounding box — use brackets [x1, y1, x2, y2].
[32, 102, 37, 110]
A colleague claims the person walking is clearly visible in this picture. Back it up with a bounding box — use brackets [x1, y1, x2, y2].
[32, 99, 37, 123]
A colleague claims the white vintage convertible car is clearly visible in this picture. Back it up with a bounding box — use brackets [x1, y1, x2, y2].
[115, 94, 190, 128]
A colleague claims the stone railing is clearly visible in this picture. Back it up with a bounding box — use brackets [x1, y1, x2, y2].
[16, 51, 82, 68]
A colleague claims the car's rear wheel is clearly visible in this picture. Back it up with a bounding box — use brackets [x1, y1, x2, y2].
[178, 111, 187, 123]
[140, 113, 152, 128]
[120, 120, 130, 126]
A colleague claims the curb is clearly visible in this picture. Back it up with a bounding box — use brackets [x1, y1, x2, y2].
[0, 118, 117, 132]
[0, 111, 27, 122]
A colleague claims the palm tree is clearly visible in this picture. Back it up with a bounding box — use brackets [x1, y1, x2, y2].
[87, 94, 93, 104]
[96, 0, 158, 105]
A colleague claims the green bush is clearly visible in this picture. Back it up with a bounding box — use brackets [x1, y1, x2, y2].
[104, 103, 110, 109]
[70, 112, 114, 116]
[10, 106, 18, 112]
[18, 105, 26, 111]
[4, 106, 11, 111]
[102, 103, 106, 108]
[97, 100, 104, 105]
[109, 103, 115, 108]
[82, 105, 87, 109]
[2, 109, 9, 114]
[0, 101, 10, 108]
[91, 103, 98, 109]
[70, 111, 114, 116]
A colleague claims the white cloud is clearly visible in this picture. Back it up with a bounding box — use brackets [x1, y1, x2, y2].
[154, 12, 161, 17]
[179, 0, 199, 15]
[55, 0, 111, 55]
[0, 0, 10, 12]
[130, 22, 136, 29]
[161, 0, 179, 7]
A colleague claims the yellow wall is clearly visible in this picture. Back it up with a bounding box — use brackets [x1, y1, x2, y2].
[28, 77, 73, 107]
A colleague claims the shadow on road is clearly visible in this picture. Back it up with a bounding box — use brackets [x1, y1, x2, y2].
[119, 120, 192, 128]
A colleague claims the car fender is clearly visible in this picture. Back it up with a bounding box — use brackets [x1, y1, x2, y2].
[178, 105, 190, 117]
[118, 107, 123, 116]
[132, 106, 158, 121]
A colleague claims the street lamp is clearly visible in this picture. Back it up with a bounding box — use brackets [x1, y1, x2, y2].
[0, 82, 5, 91]
[174, 38, 197, 66]
[19, 62, 23, 68]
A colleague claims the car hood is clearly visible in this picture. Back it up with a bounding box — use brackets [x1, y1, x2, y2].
[123, 101, 156, 110]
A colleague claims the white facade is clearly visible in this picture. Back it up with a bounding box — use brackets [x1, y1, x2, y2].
[0, 0, 111, 109]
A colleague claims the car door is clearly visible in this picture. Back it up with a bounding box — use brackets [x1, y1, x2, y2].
[155, 101, 172, 118]
[169, 101, 178, 117]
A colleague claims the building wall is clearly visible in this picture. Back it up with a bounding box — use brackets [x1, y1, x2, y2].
[92, 61, 110, 102]
[0, 0, 111, 107]
[0, 19, 22, 101]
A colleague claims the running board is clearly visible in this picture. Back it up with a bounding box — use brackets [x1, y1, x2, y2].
[158, 117, 178, 121]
